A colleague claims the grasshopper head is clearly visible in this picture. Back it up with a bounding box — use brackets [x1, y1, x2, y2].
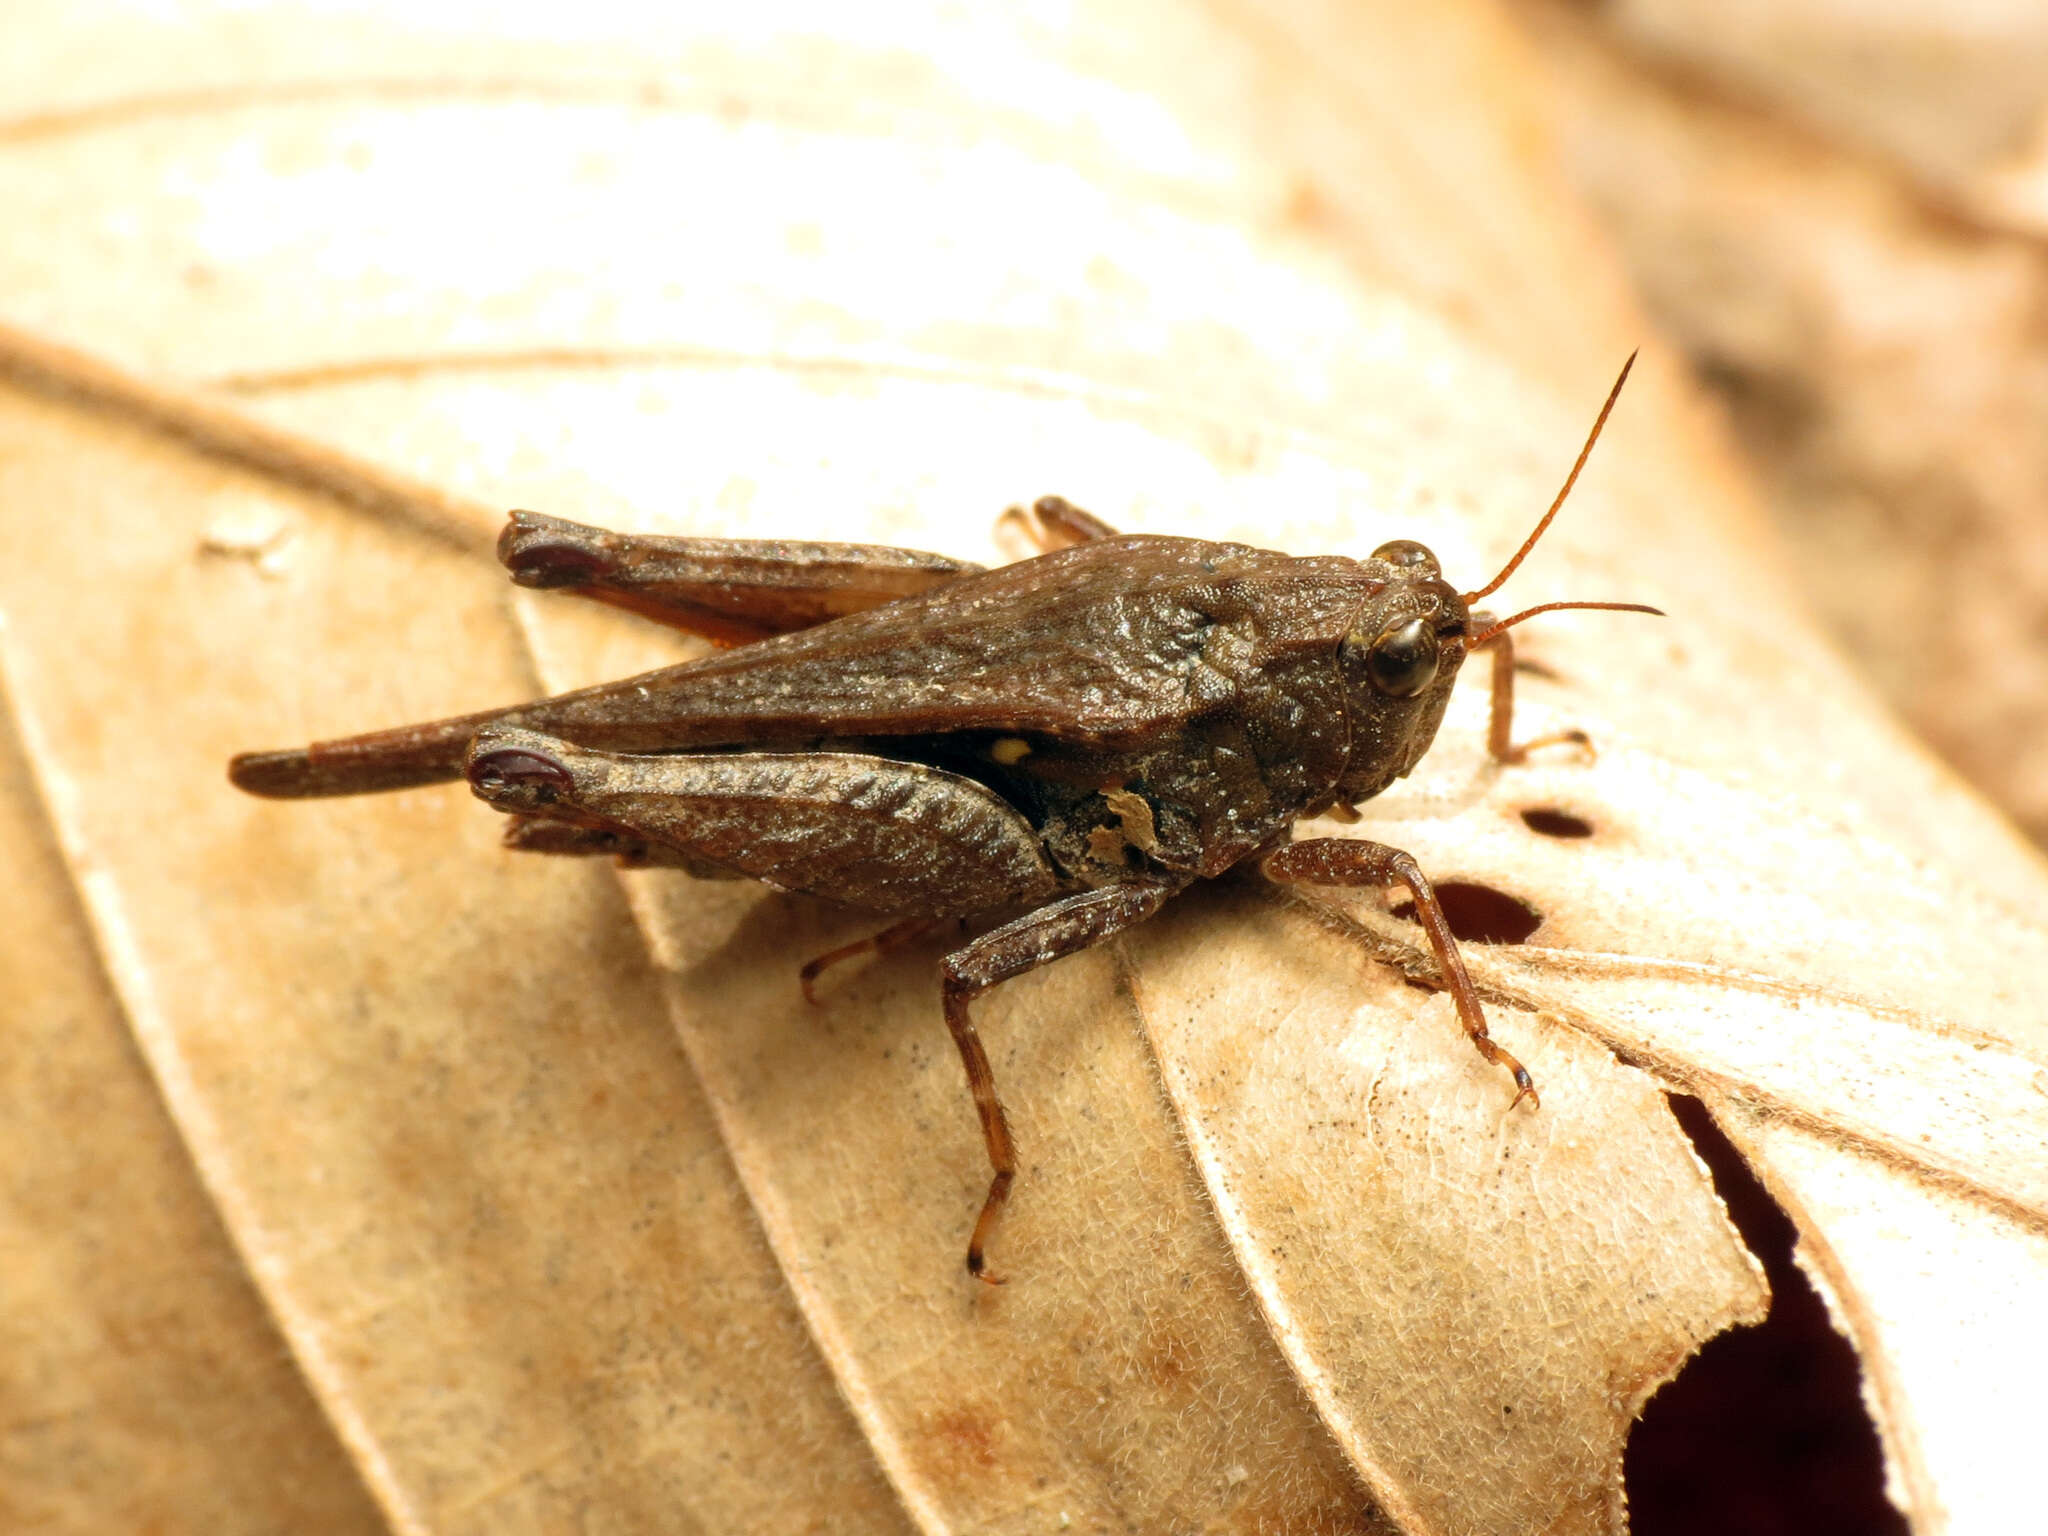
[1332, 355, 1661, 805]
[1334, 539, 1475, 800]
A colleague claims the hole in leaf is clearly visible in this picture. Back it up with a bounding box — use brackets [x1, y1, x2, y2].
[1628, 1095, 1905, 1536]
[1520, 806, 1594, 839]
[1390, 882, 1541, 944]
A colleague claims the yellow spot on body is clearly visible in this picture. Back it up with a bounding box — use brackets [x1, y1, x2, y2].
[1086, 826, 1130, 865]
[1103, 788, 1160, 854]
[990, 736, 1032, 765]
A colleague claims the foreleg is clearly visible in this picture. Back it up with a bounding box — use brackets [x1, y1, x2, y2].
[1263, 838, 1537, 1110]
[1469, 621, 1593, 765]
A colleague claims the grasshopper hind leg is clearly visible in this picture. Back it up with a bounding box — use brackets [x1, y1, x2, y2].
[508, 819, 951, 997]
[230, 516, 990, 800]
[465, 729, 1065, 918]
[1000, 495, 1120, 554]
[462, 727, 1179, 1282]
[499, 511, 983, 645]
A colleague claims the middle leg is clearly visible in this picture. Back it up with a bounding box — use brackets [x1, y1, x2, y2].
[799, 916, 947, 1004]
[940, 879, 1175, 1283]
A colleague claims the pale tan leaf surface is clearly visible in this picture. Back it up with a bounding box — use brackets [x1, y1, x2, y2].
[622, 880, 1395, 1533]
[0, 0, 1635, 421]
[0, 379, 908, 1536]
[0, 677, 384, 1532]
[3, 3, 2045, 1535]
[1122, 887, 1758, 1535]
[1712, 1100, 2048, 1533]
[1343, 708, 2048, 1533]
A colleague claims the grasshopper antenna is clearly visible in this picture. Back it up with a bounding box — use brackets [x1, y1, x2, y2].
[1462, 351, 1637, 608]
[1466, 599, 1662, 649]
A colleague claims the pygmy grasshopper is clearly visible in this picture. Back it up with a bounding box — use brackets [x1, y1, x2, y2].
[231, 359, 1656, 1281]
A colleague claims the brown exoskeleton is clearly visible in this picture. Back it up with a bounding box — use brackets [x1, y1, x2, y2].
[231, 358, 1657, 1282]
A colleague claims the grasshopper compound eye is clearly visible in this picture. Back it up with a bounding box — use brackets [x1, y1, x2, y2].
[1371, 538, 1439, 575]
[1354, 616, 1441, 698]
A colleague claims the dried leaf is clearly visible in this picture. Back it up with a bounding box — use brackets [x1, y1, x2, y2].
[0, 653, 383, 1532]
[4, 4, 2045, 1535]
